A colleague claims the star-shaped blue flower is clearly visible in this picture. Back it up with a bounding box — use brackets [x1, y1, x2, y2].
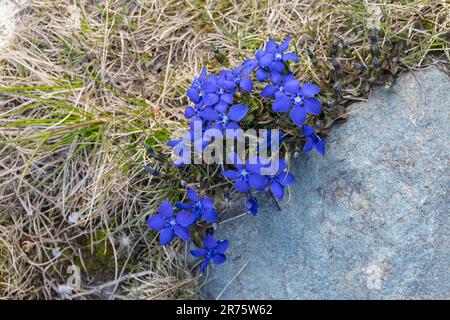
[187, 67, 207, 103]
[190, 234, 228, 274]
[260, 72, 294, 98]
[255, 36, 299, 82]
[222, 154, 268, 192]
[302, 125, 326, 156]
[272, 79, 322, 126]
[228, 63, 254, 92]
[147, 201, 194, 245]
[201, 71, 236, 113]
[184, 100, 218, 124]
[175, 188, 218, 223]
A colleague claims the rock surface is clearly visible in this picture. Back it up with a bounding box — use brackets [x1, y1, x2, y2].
[203, 68, 450, 300]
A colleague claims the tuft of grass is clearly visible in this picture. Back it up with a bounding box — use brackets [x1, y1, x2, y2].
[0, 0, 448, 299]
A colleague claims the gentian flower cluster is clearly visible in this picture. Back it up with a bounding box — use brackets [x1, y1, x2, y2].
[146, 189, 226, 274]
[148, 36, 326, 274]
[175, 188, 218, 223]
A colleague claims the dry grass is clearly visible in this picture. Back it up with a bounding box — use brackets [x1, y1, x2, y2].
[0, 0, 448, 299]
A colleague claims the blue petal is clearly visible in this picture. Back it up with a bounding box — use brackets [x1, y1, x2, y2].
[190, 249, 207, 257]
[184, 106, 196, 119]
[270, 71, 282, 85]
[256, 68, 268, 82]
[222, 93, 235, 105]
[228, 104, 248, 122]
[315, 138, 326, 156]
[248, 174, 268, 190]
[302, 125, 315, 137]
[201, 196, 214, 209]
[175, 211, 195, 227]
[212, 253, 226, 265]
[279, 35, 290, 52]
[283, 73, 295, 83]
[203, 93, 219, 106]
[158, 201, 174, 217]
[304, 97, 322, 115]
[255, 49, 265, 60]
[147, 214, 165, 231]
[272, 94, 292, 112]
[200, 257, 210, 274]
[303, 137, 314, 152]
[199, 67, 207, 81]
[289, 106, 307, 126]
[174, 225, 190, 241]
[187, 187, 199, 202]
[259, 54, 274, 67]
[284, 79, 300, 95]
[261, 84, 277, 98]
[175, 202, 192, 210]
[241, 59, 258, 75]
[215, 240, 229, 254]
[203, 208, 218, 223]
[301, 83, 320, 97]
[204, 234, 217, 249]
[201, 80, 217, 93]
[222, 169, 240, 179]
[218, 79, 236, 91]
[270, 61, 285, 73]
[239, 77, 253, 92]
[159, 228, 175, 245]
[282, 52, 299, 63]
[270, 181, 284, 199]
[187, 88, 200, 103]
[265, 39, 277, 53]
[235, 180, 250, 192]
[200, 107, 218, 121]
[214, 101, 229, 113]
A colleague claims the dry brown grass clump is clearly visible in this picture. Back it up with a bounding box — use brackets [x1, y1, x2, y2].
[0, 0, 448, 299]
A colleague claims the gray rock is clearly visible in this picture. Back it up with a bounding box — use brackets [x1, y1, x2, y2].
[202, 68, 450, 300]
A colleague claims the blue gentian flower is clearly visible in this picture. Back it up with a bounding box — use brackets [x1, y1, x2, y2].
[147, 201, 194, 245]
[175, 188, 218, 223]
[184, 98, 219, 122]
[229, 64, 253, 92]
[190, 234, 228, 274]
[246, 194, 259, 216]
[267, 158, 295, 200]
[302, 125, 326, 156]
[209, 104, 248, 134]
[187, 67, 207, 103]
[272, 79, 322, 126]
[201, 71, 236, 113]
[255, 36, 299, 82]
[260, 72, 294, 98]
[222, 154, 268, 192]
